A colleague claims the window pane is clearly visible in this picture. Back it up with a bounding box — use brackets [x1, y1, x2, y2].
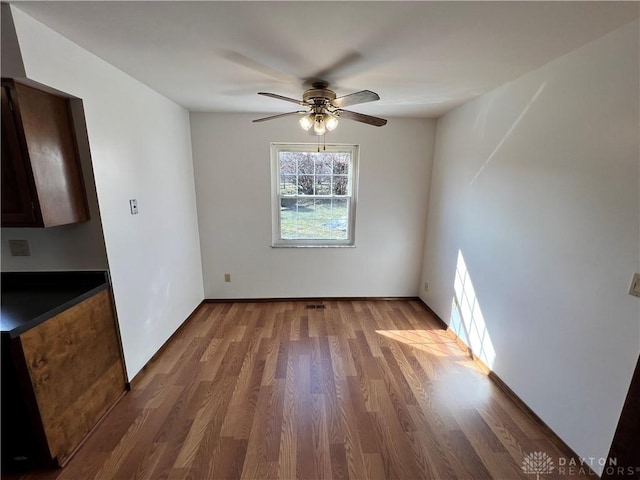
[281, 198, 314, 239]
[312, 198, 333, 239]
[280, 154, 296, 174]
[334, 154, 350, 174]
[280, 198, 350, 240]
[298, 175, 314, 195]
[298, 154, 314, 174]
[315, 154, 333, 174]
[315, 175, 331, 195]
[280, 198, 298, 240]
[329, 198, 349, 239]
[315, 199, 335, 239]
[280, 175, 297, 195]
[333, 176, 348, 195]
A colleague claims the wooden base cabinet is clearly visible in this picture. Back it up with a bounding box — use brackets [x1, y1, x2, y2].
[9, 289, 126, 467]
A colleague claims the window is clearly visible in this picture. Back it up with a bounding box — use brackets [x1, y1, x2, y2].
[271, 143, 359, 247]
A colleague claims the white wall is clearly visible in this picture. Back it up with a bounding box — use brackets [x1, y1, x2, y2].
[191, 113, 435, 298]
[2, 98, 110, 272]
[10, 6, 205, 379]
[1, 3, 25, 78]
[2, 5, 107, 271]
[420, 20, 639, 472]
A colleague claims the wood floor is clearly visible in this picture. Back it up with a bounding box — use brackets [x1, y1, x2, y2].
[9, 300, 591, 480]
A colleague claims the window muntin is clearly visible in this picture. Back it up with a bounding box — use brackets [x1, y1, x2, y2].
[271, 143, 358, 246]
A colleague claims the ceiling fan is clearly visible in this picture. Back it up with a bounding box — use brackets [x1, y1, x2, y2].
[253, 81, 387, 135]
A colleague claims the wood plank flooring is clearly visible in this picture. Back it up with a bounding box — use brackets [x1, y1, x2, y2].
[8, 300, 592, 479]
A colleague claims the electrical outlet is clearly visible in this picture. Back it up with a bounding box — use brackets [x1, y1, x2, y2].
[630, 273, 640, 298]
[129, 199, 138, 215]
[423, 282, 429, 292]
[224, 273, 231, 283]
[9, 240, 30, 256]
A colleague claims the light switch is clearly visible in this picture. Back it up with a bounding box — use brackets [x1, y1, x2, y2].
[130, 199, 138, 215]
[9, 239, 30, 256]
[630, 273, 640, 298]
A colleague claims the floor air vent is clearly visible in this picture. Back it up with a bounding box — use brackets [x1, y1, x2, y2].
[305, 304, 326, 309]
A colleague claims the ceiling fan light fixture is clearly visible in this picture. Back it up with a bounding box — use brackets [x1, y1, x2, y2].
[325, 114, 339, 131]
[254, 83, 387, 131]
[313, 115, 326, 135]
[299, 113, 314, 131]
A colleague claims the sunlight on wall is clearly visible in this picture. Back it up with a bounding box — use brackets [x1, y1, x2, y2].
[470, 82, 546, 185]
[450, 250, 496, 369]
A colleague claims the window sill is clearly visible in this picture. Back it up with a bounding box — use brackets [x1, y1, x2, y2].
[271, 244, 356, 248]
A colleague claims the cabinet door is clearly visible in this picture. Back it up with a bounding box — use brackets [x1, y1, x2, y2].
[19, 290, 126, 466]
[15, 83, 89, 227]
[1, 85, 40, 226]
[1, 79, 89, 228]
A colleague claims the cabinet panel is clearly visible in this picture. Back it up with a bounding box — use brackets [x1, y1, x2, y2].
[19, 290, 126, 466]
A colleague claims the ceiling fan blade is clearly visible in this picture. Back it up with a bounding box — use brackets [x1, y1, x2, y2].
[337, 109, 387, 127]
[253, 111, 306, 123]
[331, 90, 380, 108]
[258, 92, 306, 106]
[305, 51, 363, 87]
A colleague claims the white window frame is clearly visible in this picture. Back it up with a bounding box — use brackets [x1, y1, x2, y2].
[271, 142, 359, 247]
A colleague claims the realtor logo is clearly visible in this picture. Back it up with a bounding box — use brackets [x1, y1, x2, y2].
[522, 451, 555, 479]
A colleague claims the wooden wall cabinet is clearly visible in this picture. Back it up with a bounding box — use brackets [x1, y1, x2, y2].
[1, 79, 89, 227]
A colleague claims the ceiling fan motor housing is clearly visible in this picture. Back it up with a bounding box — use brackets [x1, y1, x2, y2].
[303, 85, 336, 107]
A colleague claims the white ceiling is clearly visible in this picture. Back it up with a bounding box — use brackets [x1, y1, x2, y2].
[10, 1, 639, 117]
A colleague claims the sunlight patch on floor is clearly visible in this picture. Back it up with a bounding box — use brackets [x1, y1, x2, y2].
[375, 329, 461, 357]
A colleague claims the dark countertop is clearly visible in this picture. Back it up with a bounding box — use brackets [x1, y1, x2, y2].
[1, 271, 110, 338]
